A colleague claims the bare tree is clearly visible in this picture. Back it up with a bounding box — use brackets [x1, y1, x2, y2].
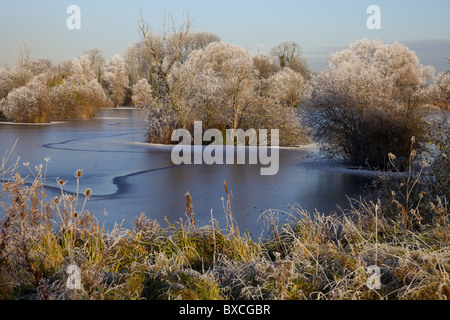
[138, 11, 193, 119]
[17, 42, 33, 67]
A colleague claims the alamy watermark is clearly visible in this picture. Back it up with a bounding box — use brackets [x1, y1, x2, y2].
[366, 265, 382, 290]
[171, 121, 280, 176]
[66, 5, 81, 30]
[367, 5, 381, 30]
[66, 264, 82, 290]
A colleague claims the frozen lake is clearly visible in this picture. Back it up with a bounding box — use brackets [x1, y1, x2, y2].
[0, 108, 372, 237]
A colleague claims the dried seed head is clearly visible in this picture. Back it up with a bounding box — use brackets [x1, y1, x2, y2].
[438, 283, 450, 300]
[75, 169, 83, 178]
[54, 196, 60, 204]
[411, 149, 417, 157]
[388, 153, 396, 160]
[84, 188, 92, 198]
[411, 136, 416, 143]
[57, 179, 66, 186]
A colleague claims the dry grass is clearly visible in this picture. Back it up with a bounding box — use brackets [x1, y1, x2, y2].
[0, 144, 449, 300]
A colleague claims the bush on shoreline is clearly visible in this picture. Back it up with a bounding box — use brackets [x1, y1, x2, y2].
[0, 54, 113, 124]
[304, 39, 436, 170]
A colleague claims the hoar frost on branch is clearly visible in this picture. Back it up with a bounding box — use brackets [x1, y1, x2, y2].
[132, 79, 153, 106]
[104, 54, 129, 107]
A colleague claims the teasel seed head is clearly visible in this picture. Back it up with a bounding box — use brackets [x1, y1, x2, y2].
[84, 188, 92, 198]
[75, 169, 83, 178]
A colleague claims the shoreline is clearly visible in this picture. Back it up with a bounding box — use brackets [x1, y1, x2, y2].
[133, 140, 317, 151]
[0, 120, 68, 126]
[0, 106, 141, 126]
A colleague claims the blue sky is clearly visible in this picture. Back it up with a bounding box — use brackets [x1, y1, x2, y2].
[0, 0, 449, 72]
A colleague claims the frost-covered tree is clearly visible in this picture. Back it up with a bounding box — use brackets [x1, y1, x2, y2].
[304, 39, 434, 169]
[104, 54, 129, 107]
[77, 78, 111, 113]
[126, 30, 220, 107]
[0, 58, 54, 101]
[178, 42, 256, 131]
[85, 48, 105, 81]
[329, 39, 435, 109]
[0, 66, 31, 100]
[145, 106, 178, 144]
[136, 14, 309, 145]
[252, 53, 280, 79]
[71, 54, 97, 86]
[125, 42, 154, 87]
[266, 67, 305, 107]
[178, 68, 227, 129]
[160, 41, 307, 145]
[49, 80, 79, 119]
[429, 71, 450, 109]
[132, 78, 152, 106]
[2, 74, 51, 123]
[47, 53, 111, 117]
[1, 48, 112, 122]
[138, 12, 193, 116]
[182, 32, 221, 60]
[0, 54, 54, 122]
[271, 41, 310, 79]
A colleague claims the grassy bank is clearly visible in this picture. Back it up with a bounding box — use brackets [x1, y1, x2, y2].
[0, 146, 449, 300]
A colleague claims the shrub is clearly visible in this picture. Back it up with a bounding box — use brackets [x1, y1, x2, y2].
[145, 105, 179, 144]
[49, 79, 111, 120]
[76, 80, 112, 115]
[2, 74, 51, 123]
[49, 81, 80, 119]
[424, 117, 450, 202]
